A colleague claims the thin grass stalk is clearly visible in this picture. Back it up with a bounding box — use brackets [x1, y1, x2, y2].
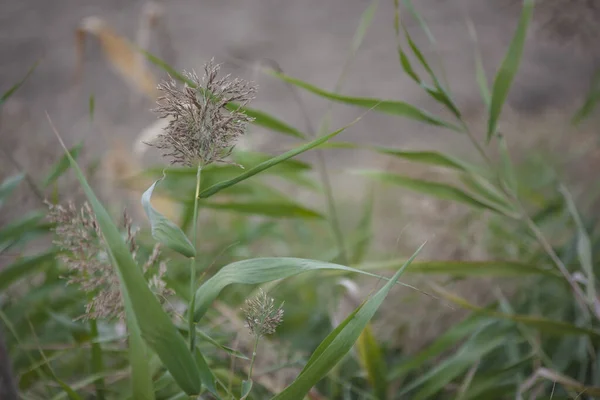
[88, 318, 106, 400]
[188, 165, 202, 351]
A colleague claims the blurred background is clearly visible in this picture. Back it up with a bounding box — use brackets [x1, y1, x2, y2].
[2, 0, 600, 398]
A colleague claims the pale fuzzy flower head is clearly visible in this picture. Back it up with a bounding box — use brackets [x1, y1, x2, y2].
[47, 201, 173, 320]
[242, 288, 284, 337]
[151, 58, 257, 167]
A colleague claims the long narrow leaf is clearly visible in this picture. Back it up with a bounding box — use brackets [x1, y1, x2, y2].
[270, 71, 462, 132]
[271, 244, 424, 400]
[0, 173, 24, 209]
[199, 113, 367, 199]
[43, 142, 84, 188]
[48, 115, 202, 395]
[0, 61, 38, 106]
[486, 0, 534, 141]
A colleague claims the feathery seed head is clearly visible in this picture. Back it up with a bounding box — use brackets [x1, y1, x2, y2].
[243, 288, 284, 337]
[151, 58, 257, 166]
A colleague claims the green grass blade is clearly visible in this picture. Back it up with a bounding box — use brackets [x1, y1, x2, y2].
[48, 116, 202, 395]
[432, 284, 600, 339]
[402, 327, 510, 399]
[486, 0, 534, 142]
[459, 173, 516, 214]
[572, 68, 600, 125]
[359, 259, 559, 278]
[42, 141, 83, 188]
[194, 348, 220, 398]
[141, 50, 306, 139]
[0, 173, 24, 209]
[271, 244, 424, 400]
[89, 95, 95, 122]
[389, 315, 493, 379]
[497, 135, 518, 195]
[351, 0, 378, 55]
[269, 71, 462, 132]
[350, 188, 375, 264]
[373, 148, 479, 172]
[356, 324, 387, 400]
[200, 200, 323, 219]
[193, 255, 423, 322]
[354, 169, 508, 214]
[560, 184, 595, 304]
[0, 61, 38, 106]
[199, 114, 367, 199]
[142, 179, 196, 258]
[466, 18, 491, 107]
[0, 250, 58, 291]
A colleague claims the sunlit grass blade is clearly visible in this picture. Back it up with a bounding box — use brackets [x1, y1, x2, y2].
[193, 254, 423, 322]
[269, 71, 462, 131]
[0, 61, 38, 106]
[142, 179, 196, 258]
[486, 0, 534, 142]
[354, 169, 509, 214]
[43, 141, 84, 188]
[560, 184, 595, 304]
[373, 148, 479, 173]
[431, 284, 600, 339]
[48, 115, 202, 395]
[0, 173, 24, 209]
[271, 244, 424, 400]
[359, 259, 559, 278]
[199, 113, 367, 199]
[142, 50, 307, 139]
[356, 324, 387, 400]
[200, 200, 323, 219]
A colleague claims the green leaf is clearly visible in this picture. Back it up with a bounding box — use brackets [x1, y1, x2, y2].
[354, 169, 507, 214]
[0, 61, 38, 106]
[572, 68, 600, 125]
[270, 71, 462, 132]
[486, 0, 534, 141]
[401, 327, 510, 399]
[0, 210, 47, 251]
[560, 184, 595, 304]
[432, 284, 600, 339]
[356, 324, 387, 400]
[141, 50, 306, 139]
[373, 148, 478, 173]
[89, 95, 95, 121]
[389, 315, 493, 379]
[458, 173, 516, 215]
[43, 141, 84, 188]
[350, 188, 375, 264]
[142, 179, 196, 258]
[466, 18, 491, 107]
[195, 348, 219, 398]
[193, 256, 422, 322]
[359, 259, 558, 278]
[271, 244, 424, 400]
[200, 200, 323, 219]
[49, 120, 202, 395]
[199, 114, 367, 199]
[497, 134, 518, 195]
[0, 250, 58, 291]
[241, 380, 253, 400]
[0, 173, 24, 209]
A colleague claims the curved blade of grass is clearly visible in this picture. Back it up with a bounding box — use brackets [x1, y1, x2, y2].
[142, 179, 195, 258]
[354, 169, 508, 214]
[389, 315, 493, 379]
[401, 327, 511, 399]
[200, 200, 323, 219]
[0, 250, 58, 291]
[358, 259, 558, 278]
[43, 141, 84, 188]
[270, 71, 461, 132]
[459, 172, 516, 215]
[350, 188, 375, 264]
[193, 253, 423, 322]
[373, 148, 479, 173]
[141, 50, 306, 139]
[486, 0, 534, 142]
[271, 244, 423, 400]
[466, 17, 491, 107]
[560, 184, 595, 304]
[0, 173, 24, 209]
[1, 61, 38, 106]
[48, 115, 202, 395]
[194, 348, 219, 398]
[572, 68, 600, 125]
[497, 135, 518, 195]
[431, 284, 600, 339]
[356, 324, 387, 400]
[199, 113, 368, 199]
